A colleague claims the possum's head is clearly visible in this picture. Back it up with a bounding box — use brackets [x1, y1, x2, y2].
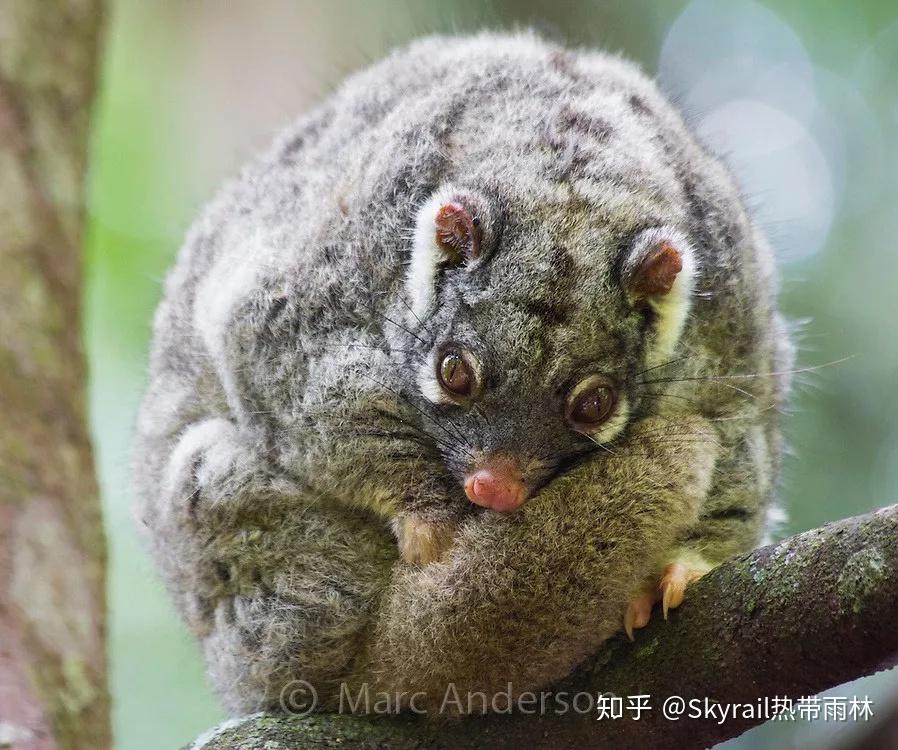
[399, 182, 697, 512]
[205, 35, 727, 514]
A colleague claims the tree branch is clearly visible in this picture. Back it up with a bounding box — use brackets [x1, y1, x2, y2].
[187, 504, 898, 750]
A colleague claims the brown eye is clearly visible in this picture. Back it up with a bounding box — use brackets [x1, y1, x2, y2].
[438, 351, 474, 398]
[566, 377, 617, 430]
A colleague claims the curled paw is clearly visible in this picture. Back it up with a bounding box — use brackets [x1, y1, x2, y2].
[623, 557, 714, 640]
[396, 515, 457, 566]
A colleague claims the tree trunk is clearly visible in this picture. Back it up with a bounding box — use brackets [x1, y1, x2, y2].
[0, 2, 109, 749]
[187, 504, 898, 750]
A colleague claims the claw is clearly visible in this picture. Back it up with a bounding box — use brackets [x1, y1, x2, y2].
[661, 576, 679, 620]
[660, 560, 711, 619]
[623, 590, 655, 641]
[622, 556, 713, 638]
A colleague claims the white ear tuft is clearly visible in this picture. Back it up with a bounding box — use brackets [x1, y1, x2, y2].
[406, 187, 456, 320]
[406, 187, 491, 320]
[623, 227, 698, 364]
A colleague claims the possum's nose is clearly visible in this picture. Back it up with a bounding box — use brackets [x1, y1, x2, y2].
[464, 458, 528, 512]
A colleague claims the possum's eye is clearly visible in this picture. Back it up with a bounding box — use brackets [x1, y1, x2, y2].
[565, 376, 618, 431]
[437, 350, 477, 399]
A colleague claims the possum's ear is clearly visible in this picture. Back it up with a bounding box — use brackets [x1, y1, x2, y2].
[434, 201, 482, 265]
[406, 188, 494, 319]
[622, 228, 698, 363]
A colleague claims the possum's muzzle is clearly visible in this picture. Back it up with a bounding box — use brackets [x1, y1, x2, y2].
[463, 454, 528, 512]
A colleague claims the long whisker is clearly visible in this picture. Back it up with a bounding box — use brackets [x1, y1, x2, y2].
[635, 437, 722, 448]
[437, 411, 474, 450]
[353, 430, 461, 460]
[631, 434, 723, 450]
[368, 407, 470, 458]
[359, 297, 429, 346]
[381, 313, 429, 346]
[357, 372, 475, 459]
[394, 292, 427, 330]
[317, 342, 415, 354]
[635, 355, 856, 386]
[582, 437, 700, 495]
[583, 435, 617, 456]
[707, 401, 781, 422]
[635, 377, 759, 401]
[632, 355, 689, 379]
[644, 391, 706, 406]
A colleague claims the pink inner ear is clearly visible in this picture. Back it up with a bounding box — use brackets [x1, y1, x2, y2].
[434, 201, 481, 262]
[631, 241, 683, 297]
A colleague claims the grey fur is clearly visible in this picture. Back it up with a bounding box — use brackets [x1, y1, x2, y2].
[133, 32, 793, 714]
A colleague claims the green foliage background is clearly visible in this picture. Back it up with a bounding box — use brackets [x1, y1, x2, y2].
[84, 1, 898, 747]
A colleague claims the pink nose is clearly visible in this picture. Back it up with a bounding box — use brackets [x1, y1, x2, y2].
[464, 465, 528, 512]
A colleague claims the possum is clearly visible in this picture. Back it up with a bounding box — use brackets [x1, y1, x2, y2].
[133, 32, 793, 714]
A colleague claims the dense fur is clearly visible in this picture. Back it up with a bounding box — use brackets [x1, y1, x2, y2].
[133, 33, 793, 713]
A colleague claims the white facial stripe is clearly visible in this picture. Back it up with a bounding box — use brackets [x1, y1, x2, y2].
[416, 356, 452, 405]
[406, 187, 456, 320]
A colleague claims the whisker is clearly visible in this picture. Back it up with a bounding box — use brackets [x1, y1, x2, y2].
[644, 392, 705, 406]
[357, 371, 475, 460]
[351, 413, 469, 460]
[584, 435, 618, 456]
[437, 411, 475, 449]
[635, 377, 759, 401]
[394, 292, 427, 329]
[633, 435, 723, 450]
[316, 342, 414, 355]
[371, 402, 468, 453]
[633, 355, 689, 379]
[359, 297, 429, 346]
[636, 355, 856, 386]
[707, 401, 781, 422]
[381, 313, 429, 346]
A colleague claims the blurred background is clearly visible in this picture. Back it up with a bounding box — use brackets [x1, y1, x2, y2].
[83, 1, 898, 748]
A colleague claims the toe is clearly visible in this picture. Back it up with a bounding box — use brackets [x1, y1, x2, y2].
[660, 567, 686, 619]
[659, 560, 712, 619]
[624, 590, 655, 641]
[623, 555, 714, 638]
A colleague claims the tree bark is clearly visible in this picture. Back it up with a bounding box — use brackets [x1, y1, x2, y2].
[187, 504, 898, 750]
[0, 2, 109, 749]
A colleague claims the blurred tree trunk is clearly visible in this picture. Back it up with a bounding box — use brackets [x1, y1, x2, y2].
[0, 2, 109, 749]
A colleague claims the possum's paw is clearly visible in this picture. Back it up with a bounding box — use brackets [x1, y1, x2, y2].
[396, 515, 457, 566]
[159, 418, 270, 528]
[623, 587, 656, 641]
[162, 418, 240, 523]
[658, 558, 713, 618]
[623, 554, 714, 640]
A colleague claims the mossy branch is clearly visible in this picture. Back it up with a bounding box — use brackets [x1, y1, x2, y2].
[187, 504, 898, 750]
